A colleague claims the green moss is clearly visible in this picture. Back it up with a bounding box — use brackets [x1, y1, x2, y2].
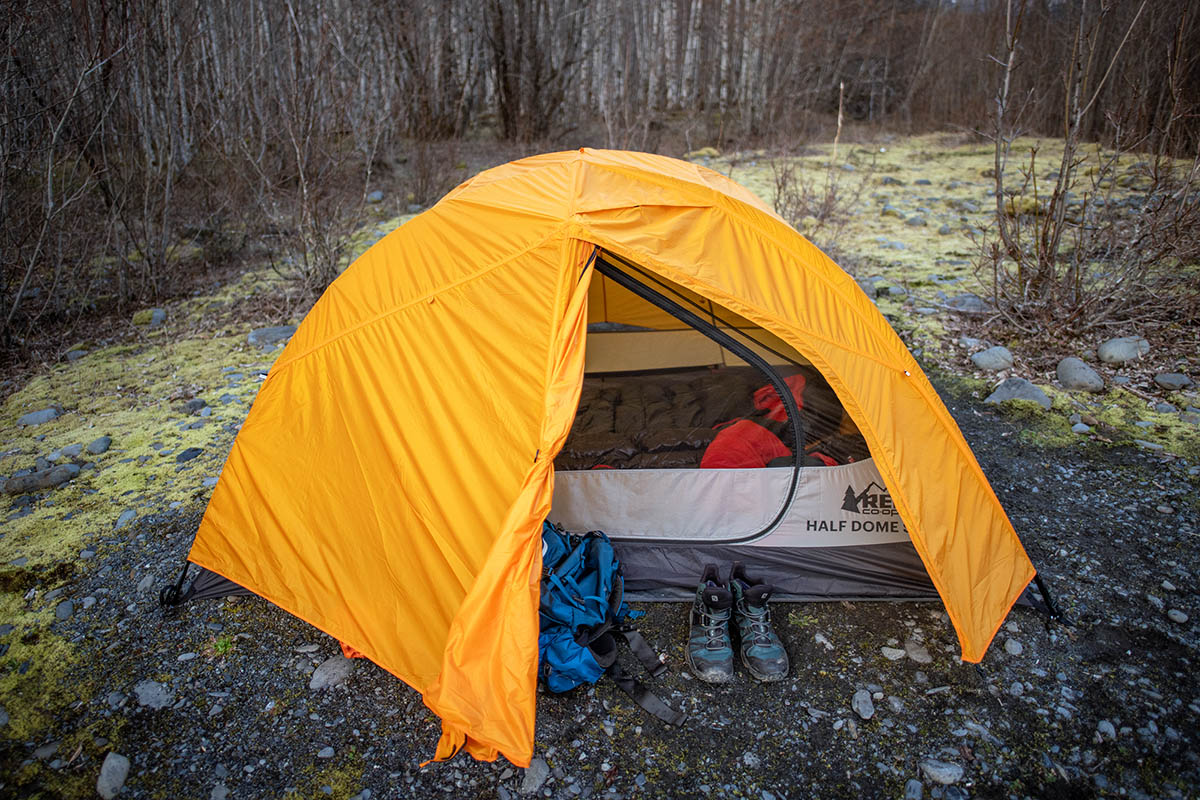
[0, 595, 84, 742]
[131, 309, 156, 326]
[283, 751, 365, 799]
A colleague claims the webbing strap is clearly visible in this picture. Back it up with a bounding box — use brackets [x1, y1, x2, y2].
[605, 661, 687, 727]
[588, 631, 686, 727]
[617, 627, 667, 679]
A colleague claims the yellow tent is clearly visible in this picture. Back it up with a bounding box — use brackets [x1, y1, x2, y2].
[187, 149, 1034, 767]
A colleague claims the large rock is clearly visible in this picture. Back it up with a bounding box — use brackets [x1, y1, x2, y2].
[1098, 335, 1149, 364]
[309, 655, 355, 690]
[1056, 357, 1104, 392]
[851, 689, 875, 720]
[919, 759, 964, 785]
[4, 463, 80, 494]
[1153, 373, 1192, 391]
[133, 680, 174, 710]
[944, 293, 989, 314]
[247, 325, 297, 349]
[519, 757, 550, 795]
[97, 752, 131, 799]
[17, 406, 62, 426]
[984, 378, 1052, 410]
[971, 346, 1013, 371]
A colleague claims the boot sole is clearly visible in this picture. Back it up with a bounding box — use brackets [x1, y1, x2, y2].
[741, 654, 789, 682]
[686, 647, 734, 684]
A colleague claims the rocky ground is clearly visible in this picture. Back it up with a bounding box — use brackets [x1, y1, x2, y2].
[1, 136, 1198, 799]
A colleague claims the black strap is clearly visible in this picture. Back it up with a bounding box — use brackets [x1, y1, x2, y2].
[616, 626, 667, 679]
[605, 660, 687, 727]
[588, 630, 685, 727]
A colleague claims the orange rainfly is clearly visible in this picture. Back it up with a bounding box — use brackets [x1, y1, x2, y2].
[186, 149, 1035, 766]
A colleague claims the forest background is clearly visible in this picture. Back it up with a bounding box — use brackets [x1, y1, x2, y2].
[3, 0, 1198, 366]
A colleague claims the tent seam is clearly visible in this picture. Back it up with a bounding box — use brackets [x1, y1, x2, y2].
[268, 224, 570, 379]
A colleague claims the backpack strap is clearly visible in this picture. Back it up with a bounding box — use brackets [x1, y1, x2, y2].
[588, 631, 686, 727]
[615, 625, 668, 679]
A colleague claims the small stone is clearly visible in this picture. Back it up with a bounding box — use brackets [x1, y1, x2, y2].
[938, 224, 952, 235]
[176, 447, 203, 463]
[1134, 439, 1164, 451]
[309, 655, 355, 690]
[1153, 372, 1192, 390]
[971, 346, 1013, 371]
[984, 378, 1052, 410]
[1097, 720, 1117, 741]
[366, 190, 384, 203]
[1153, 402, 1176, 413]
[211, 785, 229, 800]
[185, 398, 208, 414]
[66, 349, 88, 361]
[742, 751, 761, 768]
[0, 707, 7, 727]
[881, 204, 904, 218]
[17, 406, 62, 426]
[1098, 336, 1149, 364]
[881, 646, 906, 660]
[134, 680, 174, 709]
[905, 215, 927, 226]
[1167, 609, 1189, 624]
[1162, 580, 1177, 592]
[852, 689, 875, 720]
[919, 758, 963, 785]
[317, 746, 335, 759]
[1157, 504, 1174, 514]
[520, 757, 549, 794]
[904, 778, 924, 800]
[1056, 357, 1104, 392]
[247, 325, 297, 349]
[87, 436, 112, 455]
[904, 640, 932, 664]
[115, 510, 136, 529]
[1004, 638, 1023, 656]
[1071, 423, 1091, 434]
[958, 337, 982, 349]
[34, 740, 59, 759]
[97, 752, 131, 799]
[55, 600, 73, 621]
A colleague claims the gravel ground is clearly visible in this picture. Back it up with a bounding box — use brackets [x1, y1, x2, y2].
[2, 371, 1197, 800]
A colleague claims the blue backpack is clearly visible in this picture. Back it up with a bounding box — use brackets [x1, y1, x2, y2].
[538, 522, 686, 726]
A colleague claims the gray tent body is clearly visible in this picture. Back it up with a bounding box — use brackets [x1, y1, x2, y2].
[552, 458, 935, 601]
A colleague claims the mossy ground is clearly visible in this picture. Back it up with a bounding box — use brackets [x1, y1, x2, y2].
[0, 135, 1196, 797]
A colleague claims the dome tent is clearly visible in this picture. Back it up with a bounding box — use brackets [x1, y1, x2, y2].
[178, 149, 1036, 766]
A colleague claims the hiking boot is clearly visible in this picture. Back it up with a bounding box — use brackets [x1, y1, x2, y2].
[730, 562, 789, 682]
[685, 564, 735, 683]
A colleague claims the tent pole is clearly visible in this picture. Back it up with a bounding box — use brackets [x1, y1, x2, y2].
[1033, 571, 1074, 628]
[159, 558, 193, 607]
